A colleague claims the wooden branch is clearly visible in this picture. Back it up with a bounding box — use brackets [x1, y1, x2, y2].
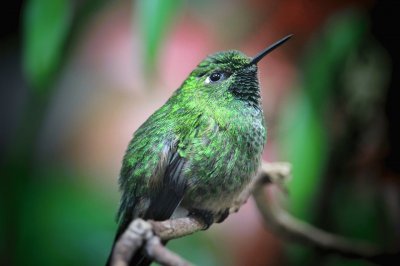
[145, 236, 192, 266]
[111, 219, 193, 266]
[111, 219, 151, 266]
[110, 161, 399, 266]
[253, 185, 379, 257]
[255, 163, 400, 265]
[149, 216, 206, 241]
[231, 161, 291, 213]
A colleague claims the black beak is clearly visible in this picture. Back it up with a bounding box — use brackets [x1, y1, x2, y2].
[249, 34, 293, 65]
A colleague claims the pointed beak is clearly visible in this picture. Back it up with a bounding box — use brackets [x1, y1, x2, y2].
[249, 34, 293, 65]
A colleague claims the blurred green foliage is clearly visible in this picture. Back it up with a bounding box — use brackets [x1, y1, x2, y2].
[279, 93, 328, 219]
[17, 169, 116, 265]
[278, 11, 390, 266]
[10, 1, 114, 265]
[23, 0, 72, 91]
[279, 12, 368, 220]
[134, 0, 183, 75]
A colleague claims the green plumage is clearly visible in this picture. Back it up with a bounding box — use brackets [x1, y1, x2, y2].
[119, 51, 265, 224]
[108, 35, 292, 266]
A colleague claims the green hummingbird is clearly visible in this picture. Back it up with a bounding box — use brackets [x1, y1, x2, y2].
[107, 35, 292, 266]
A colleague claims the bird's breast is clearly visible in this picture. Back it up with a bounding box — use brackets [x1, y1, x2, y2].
[180, 111, 266, 212]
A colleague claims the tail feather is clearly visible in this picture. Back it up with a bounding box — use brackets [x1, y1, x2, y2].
[128, 250, 152, 266]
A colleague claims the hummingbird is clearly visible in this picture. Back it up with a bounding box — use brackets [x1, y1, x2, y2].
[107, 34, 292, 266]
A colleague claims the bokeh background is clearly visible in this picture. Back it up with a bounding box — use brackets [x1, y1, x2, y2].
[1, 0, 399, 265]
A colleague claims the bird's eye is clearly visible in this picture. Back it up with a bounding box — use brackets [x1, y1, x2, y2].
[205, 72, 227, 84]
[210, 72, 221, 81]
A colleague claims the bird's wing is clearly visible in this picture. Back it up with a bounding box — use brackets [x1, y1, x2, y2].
[144, 143, 187, 220]
[118, 136, 187, 222]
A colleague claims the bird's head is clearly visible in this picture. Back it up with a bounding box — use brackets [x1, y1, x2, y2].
[178, 35, 292, 109]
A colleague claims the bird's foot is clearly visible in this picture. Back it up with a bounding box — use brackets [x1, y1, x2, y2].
[188, 209, 214, 229]
[215, 208, 229, 223]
